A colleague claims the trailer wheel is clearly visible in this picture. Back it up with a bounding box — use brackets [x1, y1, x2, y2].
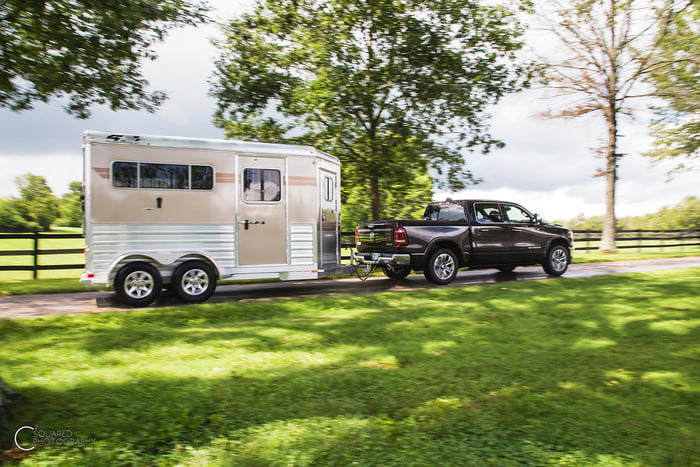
[114, 262, 162, 307]
[423, 248, 459, 285]
[172, 261, 217, 303]
[381, 264, 411, 280]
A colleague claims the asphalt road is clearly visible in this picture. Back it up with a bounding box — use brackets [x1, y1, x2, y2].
[1, 256, 698, 320]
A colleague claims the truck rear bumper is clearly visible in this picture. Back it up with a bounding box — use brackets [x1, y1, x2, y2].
[353, 252, 411, 267]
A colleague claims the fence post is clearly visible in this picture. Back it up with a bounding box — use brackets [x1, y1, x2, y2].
[32, 232, 39, 280]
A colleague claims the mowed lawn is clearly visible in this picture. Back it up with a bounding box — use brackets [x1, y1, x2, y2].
[1, 268, 699, 465]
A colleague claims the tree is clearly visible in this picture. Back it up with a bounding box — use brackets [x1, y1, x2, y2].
[13, 174, 60, 231]
[645, 1, 700, 173]
[0, 0, 208, 118]
[535, 0, 691, 252]
[57, 181, 83, 228]
[212, 0, 535, 221]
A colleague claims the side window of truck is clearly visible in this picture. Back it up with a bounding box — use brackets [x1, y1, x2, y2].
[474, 203, 504, 223]
[502, 204, 532, 223]
[243, 168, 282, 202]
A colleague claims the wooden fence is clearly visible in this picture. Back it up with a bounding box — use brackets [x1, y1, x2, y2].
[1, 229, 698, 279]
[573, 229, 700, 251]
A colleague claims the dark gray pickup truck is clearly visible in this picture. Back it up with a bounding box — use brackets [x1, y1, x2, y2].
[354, 199, 573, 284]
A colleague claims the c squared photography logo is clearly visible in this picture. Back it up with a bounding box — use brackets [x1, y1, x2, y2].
[14, 425, 95, 451]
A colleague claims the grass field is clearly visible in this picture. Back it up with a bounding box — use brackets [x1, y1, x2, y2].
[1, 268, 699, 465]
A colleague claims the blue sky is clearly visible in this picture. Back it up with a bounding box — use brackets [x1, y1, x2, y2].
[0, 0, 696, 221]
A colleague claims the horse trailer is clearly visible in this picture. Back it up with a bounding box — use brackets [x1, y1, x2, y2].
[80, 130, 352, 306]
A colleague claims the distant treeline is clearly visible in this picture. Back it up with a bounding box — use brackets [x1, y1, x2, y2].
[0, 174, 82, 232]
[559, 197, 700, 231]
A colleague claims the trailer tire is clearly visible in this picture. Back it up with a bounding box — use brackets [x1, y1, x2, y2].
[114, 262, 162, 307]
[423, 248, 459, 285]
[172, 261, 217, 303]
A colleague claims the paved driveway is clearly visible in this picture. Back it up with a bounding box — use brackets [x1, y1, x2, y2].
[1, 257, 698, 320]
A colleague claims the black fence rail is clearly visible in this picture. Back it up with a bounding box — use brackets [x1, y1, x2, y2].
[573, 229, 700, 251]
[1, 229, 698, 279]
[0, 232, 84, 279]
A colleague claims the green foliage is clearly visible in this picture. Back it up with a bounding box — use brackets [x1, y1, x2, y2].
[0, 0, 208, 118]
[56, 181, 83, 228]
[0, 198, 38, 232]
[341, 170, 433, 229]
[212, 0, 535, 220]
[645, 2, 700, 172]
[1, 269, 699, 464]
[12, 174, 60, 231]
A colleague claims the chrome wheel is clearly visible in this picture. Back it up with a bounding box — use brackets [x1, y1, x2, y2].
[114, 262, 162, 306]
[434, 253, 455, 280]
[124, 270, 155, 299]
[551, 248, 568, 272]
[424, 248, 459, 285]
[543, 245, 570, 276]
[180, 268, 210, 296]
[173, 261, 217, 303]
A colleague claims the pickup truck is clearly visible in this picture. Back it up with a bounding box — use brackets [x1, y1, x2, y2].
[354, 199, 573, 284]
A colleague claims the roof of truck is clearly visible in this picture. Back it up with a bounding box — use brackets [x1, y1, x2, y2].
[83, 130, 339, 163]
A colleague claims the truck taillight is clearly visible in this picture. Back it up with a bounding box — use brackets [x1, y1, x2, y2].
[355, 228, 360, 246]
[393, 226, 408, 246]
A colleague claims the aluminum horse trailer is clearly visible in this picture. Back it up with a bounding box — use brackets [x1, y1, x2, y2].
[80, 130, 352, 306]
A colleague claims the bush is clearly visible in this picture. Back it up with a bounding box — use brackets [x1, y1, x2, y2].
[0, 199, 39, 232]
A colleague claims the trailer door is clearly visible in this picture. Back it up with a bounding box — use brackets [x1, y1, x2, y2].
[319, 167, 340, 267]
[238, 156, 287, 266]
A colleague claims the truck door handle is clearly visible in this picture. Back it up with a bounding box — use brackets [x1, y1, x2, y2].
[240, 220, 266, 230]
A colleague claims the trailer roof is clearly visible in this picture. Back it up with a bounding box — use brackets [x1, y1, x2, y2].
[83, 130, 339, 163]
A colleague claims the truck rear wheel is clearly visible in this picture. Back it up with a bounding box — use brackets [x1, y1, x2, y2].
[424, 248, 458, 285]
[114, 262, 162, 307]
[172, 261, 217, 303]
[381, 264, 411, 280]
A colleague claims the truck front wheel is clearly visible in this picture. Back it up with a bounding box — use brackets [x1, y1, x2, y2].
[114, 262, 162, 307]
[543, 245, 570, 276]
[424, 248, 459, 285]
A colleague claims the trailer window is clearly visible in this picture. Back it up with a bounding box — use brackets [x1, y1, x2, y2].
[191, 165, 214, 190]
[112, 162, 138, 187]
[140, 163, 188, 189]
[111, 161, 214, 190]
[243, 168, 281, 202]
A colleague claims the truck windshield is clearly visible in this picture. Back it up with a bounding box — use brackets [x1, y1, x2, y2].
[423, 204, 466, 222]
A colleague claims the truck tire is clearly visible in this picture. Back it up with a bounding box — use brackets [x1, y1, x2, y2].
[172, 260, 217, 303]
[424, 248, 459, 285]
[543, 244, 570, 276]
[381, 264, 411, 280]
[114, 262, 162, 307]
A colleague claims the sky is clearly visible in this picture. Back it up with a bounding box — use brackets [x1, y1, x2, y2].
[0, 0, 697, 222]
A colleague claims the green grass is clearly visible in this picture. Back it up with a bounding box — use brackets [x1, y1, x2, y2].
[1, 268, 699, 465]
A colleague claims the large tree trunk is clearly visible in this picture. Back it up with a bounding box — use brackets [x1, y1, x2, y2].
[600, 109, 619, 253]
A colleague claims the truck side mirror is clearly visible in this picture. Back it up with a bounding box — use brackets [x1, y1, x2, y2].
[533, 214, 542, 224]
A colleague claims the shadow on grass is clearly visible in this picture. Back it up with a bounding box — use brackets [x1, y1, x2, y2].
[2, 271, 700, 464]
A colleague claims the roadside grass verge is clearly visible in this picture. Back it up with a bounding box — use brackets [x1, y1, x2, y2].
[1, 268, 699, 465]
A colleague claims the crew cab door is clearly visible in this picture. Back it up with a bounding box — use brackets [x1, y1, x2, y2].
[501, 203, 544, 261]
[471, 202, 512, 264]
